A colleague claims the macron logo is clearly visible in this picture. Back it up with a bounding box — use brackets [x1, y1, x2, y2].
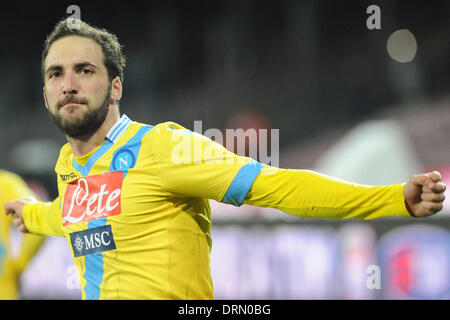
[62, 171, 123, 226]
[60, 172, 79, 182]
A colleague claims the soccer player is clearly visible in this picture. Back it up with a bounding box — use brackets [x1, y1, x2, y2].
[0, 170, 46, 299]
[5, 19, 446, 300]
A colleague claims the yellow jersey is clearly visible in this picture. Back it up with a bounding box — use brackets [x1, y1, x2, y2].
[22, 115, 411, 300]
[0, 170, 45, 299]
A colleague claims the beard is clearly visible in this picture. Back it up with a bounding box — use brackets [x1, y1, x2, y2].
[48, 84, 112, 141]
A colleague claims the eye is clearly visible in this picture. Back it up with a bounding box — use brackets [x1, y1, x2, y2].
[50, 72, 60, 79]
[80, 68, 93, 75]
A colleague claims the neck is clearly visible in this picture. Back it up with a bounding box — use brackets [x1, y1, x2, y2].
[68, 105, 120, 157]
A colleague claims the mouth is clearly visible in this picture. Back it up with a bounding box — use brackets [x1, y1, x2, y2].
[60, 102, 86, 110]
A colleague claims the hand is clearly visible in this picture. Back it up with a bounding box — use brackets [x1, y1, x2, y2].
[403, 171, 446, 217]
[4, 196, 37, 233]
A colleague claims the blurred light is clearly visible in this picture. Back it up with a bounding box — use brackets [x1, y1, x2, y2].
[210, 226, 338, 299]
[378, 224, 450, 299]
[387, 29, 418, 63]
[338, 224, 377, 299]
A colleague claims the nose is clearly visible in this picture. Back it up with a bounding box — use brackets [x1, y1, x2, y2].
[62, 72, 79, 96]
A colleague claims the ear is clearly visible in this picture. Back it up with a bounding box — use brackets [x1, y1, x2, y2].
[111, 77, 122, 104]
[43, 87, 49, 110]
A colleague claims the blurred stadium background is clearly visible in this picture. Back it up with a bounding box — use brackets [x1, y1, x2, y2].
[1, 0, 449, 299]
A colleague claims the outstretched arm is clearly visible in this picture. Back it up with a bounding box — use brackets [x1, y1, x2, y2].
[148, 121, 446, 218]
[243, 167, 445, 219]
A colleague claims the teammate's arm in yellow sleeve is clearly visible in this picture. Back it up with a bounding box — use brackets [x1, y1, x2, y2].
[243, 166, 411, 219]
[22, 198, 64, 237]
[14, 233, 46, 275]
[0, 170, 47, 276]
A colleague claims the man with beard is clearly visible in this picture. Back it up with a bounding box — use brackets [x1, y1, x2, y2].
[5, 18, 446, 300]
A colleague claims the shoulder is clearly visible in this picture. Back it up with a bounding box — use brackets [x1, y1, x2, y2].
[0, 170, 32, 200]
[55, 142, 73, 168]
[0, 169, 25, 186]
[139, 121, 197, 159]
[146, 121, 194, 143]
[58, 142, 72, 159]
[151, 121, 191, 134]
[121, 120, 189, 142]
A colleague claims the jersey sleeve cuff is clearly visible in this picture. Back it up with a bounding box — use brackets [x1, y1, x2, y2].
[395, 183, 412, 217]
[22, 203, 35, 233]
[220, 160, 263, 206]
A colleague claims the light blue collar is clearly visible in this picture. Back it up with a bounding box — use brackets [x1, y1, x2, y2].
[105, 114, 132, 143]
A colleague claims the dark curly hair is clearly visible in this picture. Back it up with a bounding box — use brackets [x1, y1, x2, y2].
[41, 18, 126, 84]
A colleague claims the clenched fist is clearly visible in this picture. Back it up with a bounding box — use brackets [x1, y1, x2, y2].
[404, 171, 446, 217]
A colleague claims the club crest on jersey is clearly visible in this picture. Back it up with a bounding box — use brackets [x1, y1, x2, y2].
[70, 225, 116, 257]
[112, 148, 136, 171]
[62, 171, 123, 226]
